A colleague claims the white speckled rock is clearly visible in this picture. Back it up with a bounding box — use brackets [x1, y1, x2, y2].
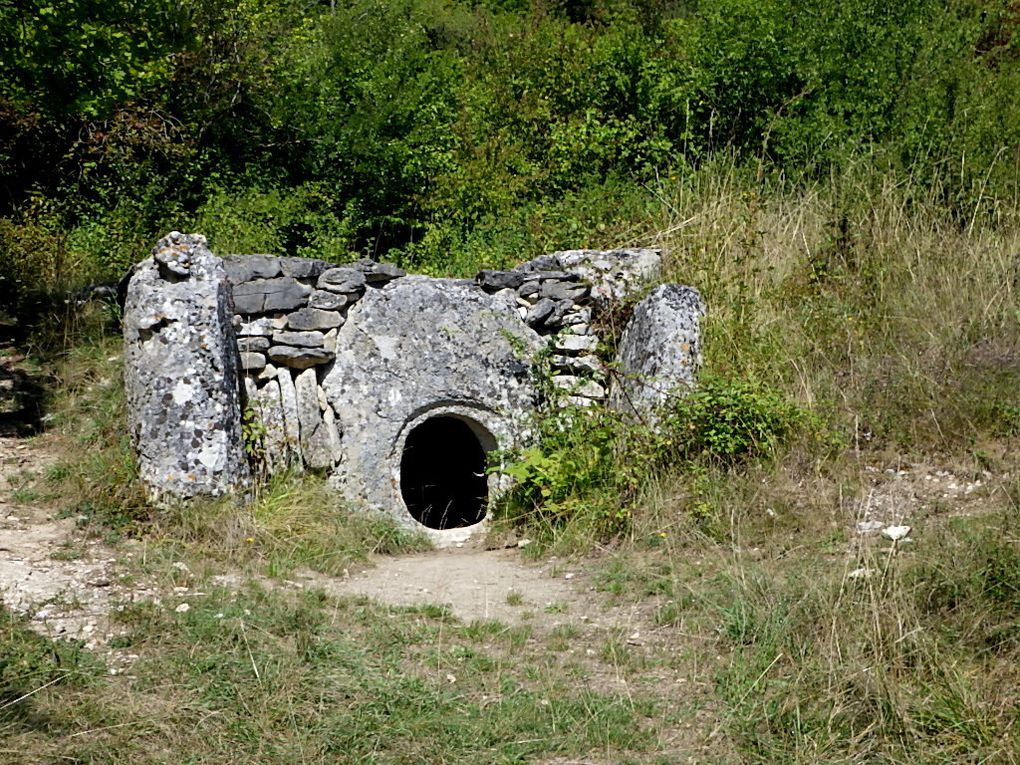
[122, 232, 249, 501]
[322, 276, 542, 528]
[276, 368, 301, 463]
[610, 284, 705, 423]
[548, 249, 661, 304]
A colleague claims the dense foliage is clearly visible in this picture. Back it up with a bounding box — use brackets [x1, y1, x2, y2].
[1, 0, 1018, 309]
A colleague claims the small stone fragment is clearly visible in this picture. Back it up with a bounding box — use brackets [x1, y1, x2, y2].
[540, 280, 589, 302]
[272, 330, 326, 348]
[240, 352, 267, 372]
[279, 257, 331, 280]
[551, 354, 601, 374]
[552, 376, 605, 398]
[309, 290, 348, 311]
[525, 298, 556, 326]
[285, 307, 344, 331]
[237, 336, 270, 353]
[476, 269, 524, 292]
[318, 267, 366, 293]
[517, 280, 540, 298]
[222, 255, 281, 284]
[363, 262, 406, 284]
[237, 317, 284, 337]
[268, 345, 335, 369]
[555, 334, 598, 353]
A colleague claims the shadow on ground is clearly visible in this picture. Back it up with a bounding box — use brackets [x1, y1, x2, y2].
[0, 321, 49, 437]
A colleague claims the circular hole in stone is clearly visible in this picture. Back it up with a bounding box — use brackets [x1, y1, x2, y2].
[400, 415, 490, 530]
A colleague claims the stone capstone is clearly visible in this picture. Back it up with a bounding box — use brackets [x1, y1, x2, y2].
[610, 284, 705, 423]
[122, 232, 249, 501]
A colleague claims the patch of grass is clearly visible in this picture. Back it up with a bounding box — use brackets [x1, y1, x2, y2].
[1, 586, 658, 764]
[156, 471, 431, 579]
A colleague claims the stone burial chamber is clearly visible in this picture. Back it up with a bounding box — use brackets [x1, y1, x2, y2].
[122, 231, 705, 542]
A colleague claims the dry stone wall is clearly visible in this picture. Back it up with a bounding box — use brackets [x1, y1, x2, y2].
[226, 255, 406, 472]
[123, 234, 703, 539]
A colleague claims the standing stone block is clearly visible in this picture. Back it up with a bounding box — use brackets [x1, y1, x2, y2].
[122, 232, 249, 502]
[295, 368, 334, 469]
[609, 284, 705, 423]
[252, 379, 289, 473]
[277, 368, 301, 463]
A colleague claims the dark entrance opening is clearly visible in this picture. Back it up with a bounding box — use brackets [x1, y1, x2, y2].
[400, 416, 489, 530]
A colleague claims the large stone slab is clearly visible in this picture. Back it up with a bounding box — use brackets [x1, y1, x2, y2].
[122, 232, 249, 501]
[322, 276, 543, 525]
[609, 284, 705, 423]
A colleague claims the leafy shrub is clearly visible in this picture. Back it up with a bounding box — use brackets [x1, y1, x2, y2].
[500, 376, 807, 542]
[663, 376, 803, 463]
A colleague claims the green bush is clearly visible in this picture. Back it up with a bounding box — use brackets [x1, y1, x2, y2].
[663, 376, 804, 464]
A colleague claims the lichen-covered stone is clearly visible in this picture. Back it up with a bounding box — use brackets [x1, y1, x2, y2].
[308, 290, 348, 311]
[323, 276, 542, 525]
[122, 232, 249, 502]
[609, 284, 705, 423]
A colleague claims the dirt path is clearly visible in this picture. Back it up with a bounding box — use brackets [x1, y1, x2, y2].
[0, 435, 130, 647]
[302, 546, 647, 633]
